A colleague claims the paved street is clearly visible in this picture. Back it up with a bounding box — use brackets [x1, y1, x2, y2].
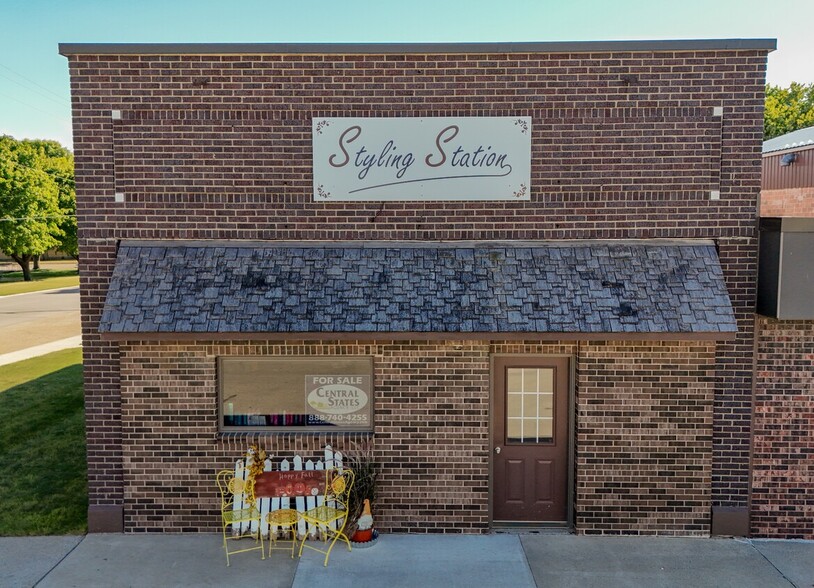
[0, 286, 80, 355]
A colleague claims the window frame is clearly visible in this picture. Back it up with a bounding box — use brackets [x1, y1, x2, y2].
[217, 355, 374, 433]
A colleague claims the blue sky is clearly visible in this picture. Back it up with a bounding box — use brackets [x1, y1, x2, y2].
[1, 0, 812, 150]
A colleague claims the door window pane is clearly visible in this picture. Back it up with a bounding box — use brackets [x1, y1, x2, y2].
[506, 367, 555, 443]
[507, 393, 521, 417]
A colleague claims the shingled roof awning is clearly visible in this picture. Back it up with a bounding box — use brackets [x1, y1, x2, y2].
[98, 240, 737, 341]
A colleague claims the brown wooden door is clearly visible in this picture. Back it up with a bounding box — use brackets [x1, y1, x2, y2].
[493, 357, 569, 523]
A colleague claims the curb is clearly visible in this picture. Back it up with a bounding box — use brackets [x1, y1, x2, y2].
[0, 285, 80, 300]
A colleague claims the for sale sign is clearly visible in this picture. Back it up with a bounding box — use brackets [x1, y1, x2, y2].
[305, 375, 372, 428]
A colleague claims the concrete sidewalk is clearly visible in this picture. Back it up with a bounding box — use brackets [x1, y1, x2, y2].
[0, 335, 82, 367]
[1, 533, 811, 588]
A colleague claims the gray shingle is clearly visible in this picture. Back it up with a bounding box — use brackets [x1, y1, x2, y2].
[98, 241, 738, 335]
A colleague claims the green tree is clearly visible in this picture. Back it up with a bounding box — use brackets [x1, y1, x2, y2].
[764, 82, 814, 140]
[34, 140, 77, 259]
[0, 136, 69, 280]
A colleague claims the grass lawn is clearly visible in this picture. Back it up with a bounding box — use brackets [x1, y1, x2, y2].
[0, 264, 79, 296]
[0, 348, 87, 535]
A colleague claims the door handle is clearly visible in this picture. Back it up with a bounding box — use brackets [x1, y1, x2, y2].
[494, 446, 501, 454]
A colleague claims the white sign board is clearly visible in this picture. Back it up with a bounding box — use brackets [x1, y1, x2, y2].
[305, 375, 371, 428]
[313, 117, 531, 201]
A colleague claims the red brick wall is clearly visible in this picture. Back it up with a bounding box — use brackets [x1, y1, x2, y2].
[119, 339, 715, 534]
[752, 318, 814, 539]
[713, 241, 758, 511]
[760, 188, 814, 217]
[78, 243, 122, 506]
[576, 341, 715, 535]
[68, 52, 766, 245]
[65, 47, 768, 532]
[119, 340, 493, 533]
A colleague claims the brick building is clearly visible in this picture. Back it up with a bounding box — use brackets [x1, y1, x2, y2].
[59, 39, 786, 536]
[752, 126, 814, 539]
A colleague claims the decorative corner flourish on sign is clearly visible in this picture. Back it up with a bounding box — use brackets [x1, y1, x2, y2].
[315, 120, 331, 135]
[316, 184, 331, 199]
[512, 183, 527, 198]
[514, 119, 529, 134]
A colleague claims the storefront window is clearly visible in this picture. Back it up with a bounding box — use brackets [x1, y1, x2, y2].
[218, 357, 373, 432]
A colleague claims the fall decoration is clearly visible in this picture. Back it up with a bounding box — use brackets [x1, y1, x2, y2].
[245, 444, 267, 506]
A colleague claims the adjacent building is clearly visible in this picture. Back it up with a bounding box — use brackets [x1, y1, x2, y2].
[753, 125, 814, 539]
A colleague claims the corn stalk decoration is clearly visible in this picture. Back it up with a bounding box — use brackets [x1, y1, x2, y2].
[245, 444, 267, 506]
